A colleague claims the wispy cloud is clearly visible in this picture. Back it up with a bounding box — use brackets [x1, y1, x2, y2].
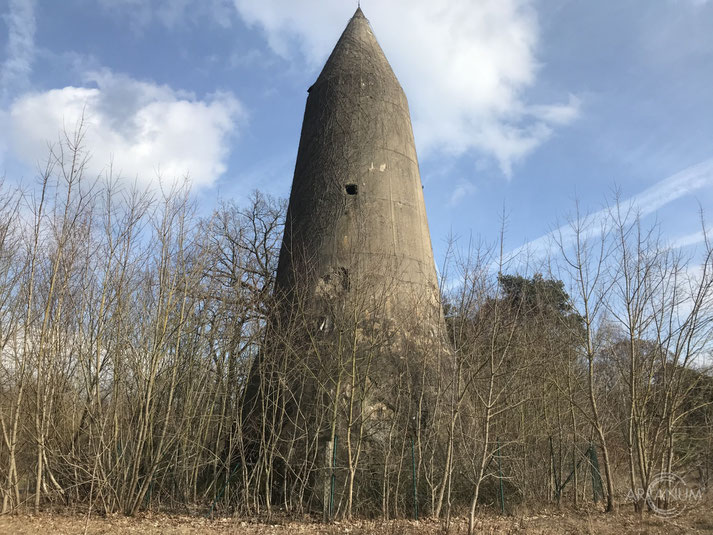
[672, 230, 707, 248]
[507, 158, 713, 261]
[630, 160, 713, 213]
[448, 179, 477, 206]
[95, 0, 234, 31]
[1, 0, 36, 100]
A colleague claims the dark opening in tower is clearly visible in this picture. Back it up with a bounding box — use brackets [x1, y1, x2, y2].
[345, 184, 358, 195]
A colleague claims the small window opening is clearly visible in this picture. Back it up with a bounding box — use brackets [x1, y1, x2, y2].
[345, 184, 358, 195]
[338, 267, 350, 292]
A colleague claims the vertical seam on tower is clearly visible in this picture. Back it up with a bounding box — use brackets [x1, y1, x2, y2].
[389, 173, 397, 258]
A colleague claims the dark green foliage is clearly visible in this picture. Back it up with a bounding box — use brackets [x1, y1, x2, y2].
[498, 273, 580, 323]
[497, 273, 585, 341]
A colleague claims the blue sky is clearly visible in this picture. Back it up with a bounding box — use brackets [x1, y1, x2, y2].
[1, 0, 712, 269]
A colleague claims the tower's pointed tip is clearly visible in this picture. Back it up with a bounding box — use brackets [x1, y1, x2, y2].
[312, 1, 401, 92]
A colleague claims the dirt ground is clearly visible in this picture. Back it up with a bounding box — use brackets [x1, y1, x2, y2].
[0, 509, 711, 535]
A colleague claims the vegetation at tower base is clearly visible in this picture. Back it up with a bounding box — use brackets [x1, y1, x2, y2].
[241, 270, 448, 519]
[0, 128, 711, 522]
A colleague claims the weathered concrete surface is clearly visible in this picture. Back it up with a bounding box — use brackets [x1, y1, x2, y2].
[276, 7, 443, 333]
[242, 11, 451, 510]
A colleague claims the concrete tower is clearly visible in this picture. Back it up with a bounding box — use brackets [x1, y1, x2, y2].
[244, 10, 449, 511]
[276, 7, 443, 337]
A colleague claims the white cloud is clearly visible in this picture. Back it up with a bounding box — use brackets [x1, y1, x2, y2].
[527, 95, 581, 125]
[508, 158, 713, 261]
[231, 0, 579, 176]
[673, 230, 707, 248]
[629, 160, 713, 213]
[449, 179, 477, 206]
[1, 0, 36, 100]
[5, 70, 244, 188]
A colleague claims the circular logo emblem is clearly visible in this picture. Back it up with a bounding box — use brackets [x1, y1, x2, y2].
[646, 472, 702, 517]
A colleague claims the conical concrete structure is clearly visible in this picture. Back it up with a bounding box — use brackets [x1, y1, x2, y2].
[244, 9, 450, 513]
[276, 7, 443, 335]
